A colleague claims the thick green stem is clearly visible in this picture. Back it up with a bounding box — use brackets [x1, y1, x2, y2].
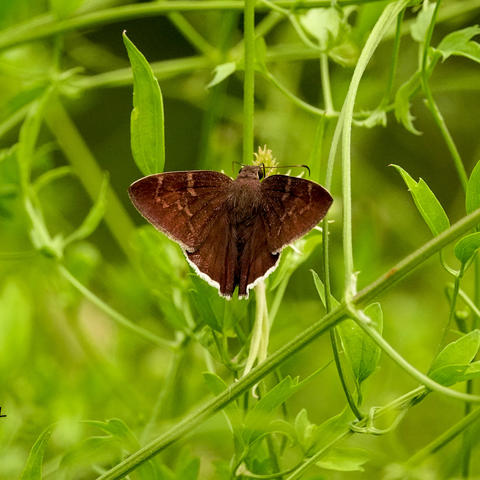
[97, 206, 480, 480]
[44, 99, 136, 261]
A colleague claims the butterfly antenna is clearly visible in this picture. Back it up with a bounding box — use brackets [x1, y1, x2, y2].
[264, 164, 311, 176]
[232, 160, 244, 173]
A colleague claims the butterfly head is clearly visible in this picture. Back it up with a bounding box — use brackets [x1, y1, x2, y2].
[237, 165, 264, 181]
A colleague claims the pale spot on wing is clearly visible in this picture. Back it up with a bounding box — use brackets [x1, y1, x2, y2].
[187, 188, 198, 197]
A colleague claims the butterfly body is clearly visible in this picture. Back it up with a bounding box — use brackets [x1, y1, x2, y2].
[128, 165, 332, 298]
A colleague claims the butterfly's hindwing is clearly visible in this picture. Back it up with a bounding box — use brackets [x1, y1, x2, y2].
[261, 175, 333, 253]
[238, 215, 279, 297]
[186, 212, 237, 297]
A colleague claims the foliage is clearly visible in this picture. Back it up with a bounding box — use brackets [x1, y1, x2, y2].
[1, 0, 480, 479]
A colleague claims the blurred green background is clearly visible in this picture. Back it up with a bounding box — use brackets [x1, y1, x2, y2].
[1, 0, 480, 478]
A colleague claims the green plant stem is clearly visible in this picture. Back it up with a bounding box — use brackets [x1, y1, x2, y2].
[97, 207, 480, 480]
[380, 9, 404, 107]
[329, 329, 363, 420]
[286, 430, 350, 480]
[455, 287, 480, 324]
[263, 70, 329, 117]
[339, 0, 409, 291]
[320, 53, 333, 114]
[243, 0, 255, 165]
[140, 335, 190, 443]
[347, 304, 480, 403]
[318, 41, 362, 421]
[438, 266, 464, 352]
[420, 0, 468, 190]
[74, 56, 211, 90]
[406, 406, 480, 467]
[0, 1, 387, 52]
[287, 386, 428, 479]
[44, 99, 136, 261]
[167, 12, 217, 58]
[58, 265, 177, 350]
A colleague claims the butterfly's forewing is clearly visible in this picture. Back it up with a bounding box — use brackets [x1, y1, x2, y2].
[237, 215, 279, 297]
[128, 171, 232, 252]
[260, 175, 333, 253]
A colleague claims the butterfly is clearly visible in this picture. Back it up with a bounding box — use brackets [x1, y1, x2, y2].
[128, 165, 333, 299]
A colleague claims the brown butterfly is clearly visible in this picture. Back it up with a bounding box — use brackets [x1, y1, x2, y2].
[128, 165, 332, 299]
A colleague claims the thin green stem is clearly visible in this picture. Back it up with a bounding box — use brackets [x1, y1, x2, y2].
[380, 9, 404, 108]
[263, 70, 329, 117]
[348, 304, 480, 403]
[456, 286, 480, 322]
[73, 56, 211, 90]
[286, 430, 351, 480]
[438, 266, 464, 353]
[320, 53, 333, 114]
[406, 407, 480, 467]
[58, 265, 177, 350]
[420, 0, 468, 190]
[44, 99, 136, 261]
[329, 329, 364, 420]
[318, 41, 362, 420]
[340, 0, 409, 291]
[97, 207, 480, 480]
[167, 12, 217, 58]
[140, 336, 190, 443]
[243, 0, 255, 165]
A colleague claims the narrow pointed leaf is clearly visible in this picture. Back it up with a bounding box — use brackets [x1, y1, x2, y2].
[466, 158, 480, 214]
[19, 427, 52, 480]
[123, 32, 165, 175]
[64, 174, 109, 246]
[392, 164, 450, 236]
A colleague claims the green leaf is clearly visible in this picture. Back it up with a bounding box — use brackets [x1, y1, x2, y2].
[19, 427, 52, 480]
[203, 372, 228, 395]
[300, 7, 344, 50]
[429, 330, 480, 386]
[353, 108, 387, 129]
[435, 26, 480, 63]
[64, 174, 109, 246]
[294, 409, 317, 453]
[410, 0, 436, 43]
[462, 361, 480, 382]
[394, 70, 422, 135]
[310, 408, 353, 454]
[392, 164, 450, 236]
[316, 447, 369, 472]
[17, 89, 53, 187]
[269, 232, 323, 291]
[243, 376, 302, 444]
[254, 36, 268, 73]
[338, 303, 383, 386]
[454, 232, 480, 264]
[310, 270, 340, 309]
[466, 158, 480, 214]
[207, 62, 236, 88]
[123, 31, 165, 175]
